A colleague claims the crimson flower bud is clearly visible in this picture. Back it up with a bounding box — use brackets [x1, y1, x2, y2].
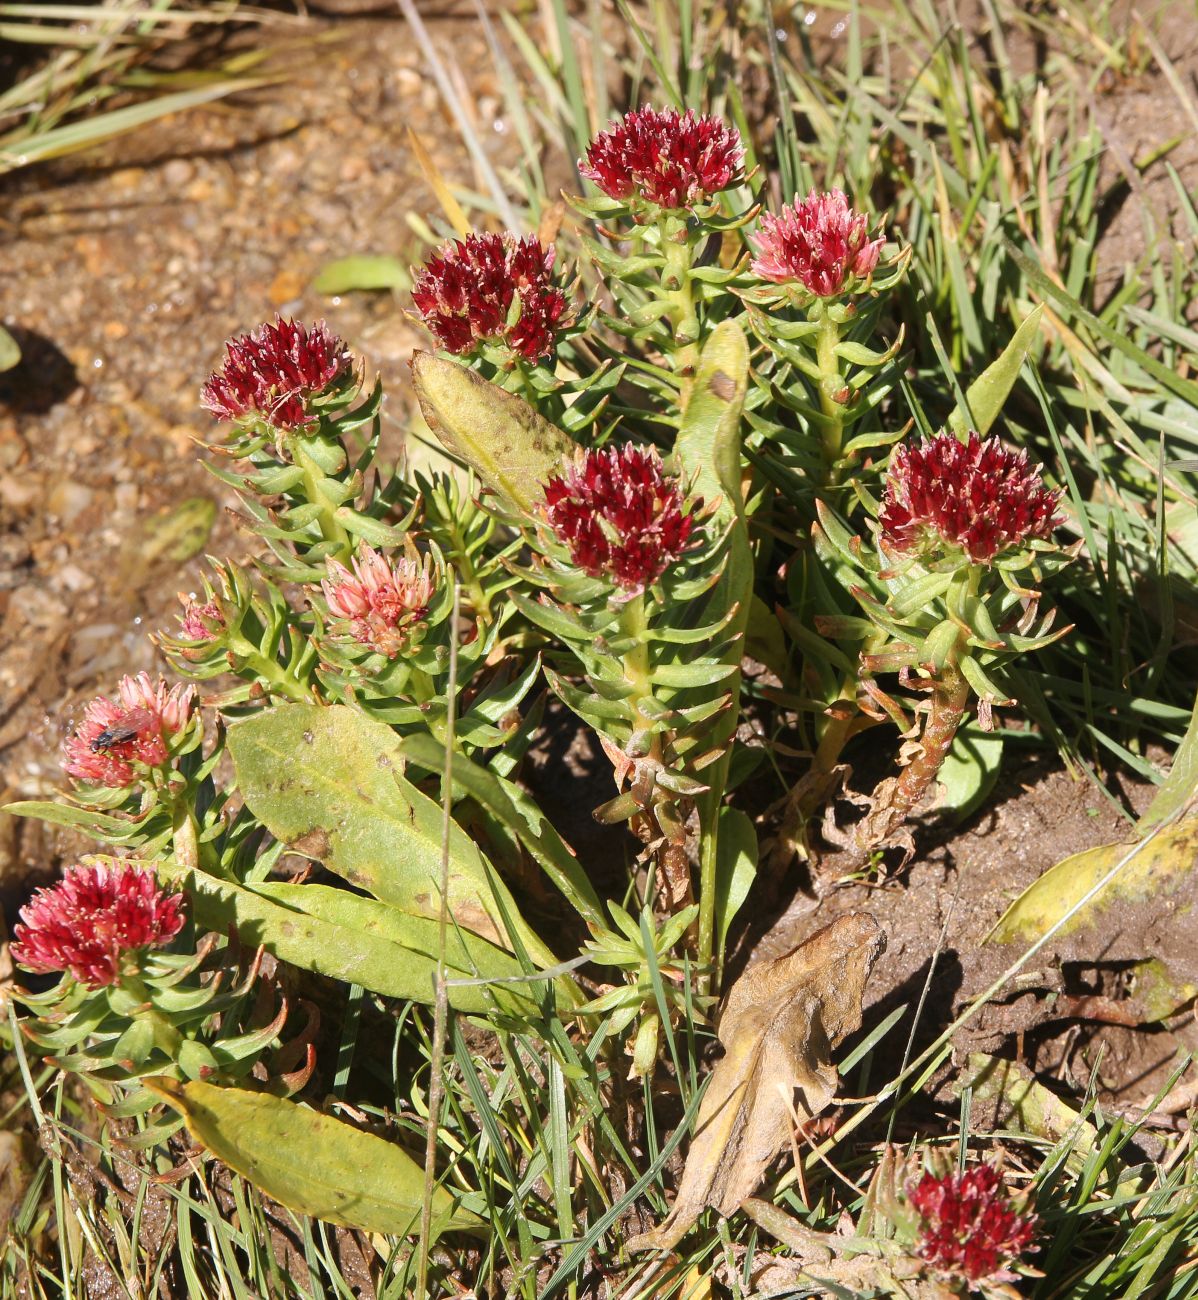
[62, 673, 195, 788]
[880, 431, 1062, 565]
[201, 318, 352, 432]
[909, 1164, 1037, 1287]
[12, 863, 186, 988]
[412, 234, 569, 362]
[542, 445, 700, 593]
[322, 545, 436, 658]
[579, 107, 744, 211]
[752, 189, 884, 297]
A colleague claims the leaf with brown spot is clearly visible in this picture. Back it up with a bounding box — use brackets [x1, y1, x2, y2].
[629, 912, 884, 1252]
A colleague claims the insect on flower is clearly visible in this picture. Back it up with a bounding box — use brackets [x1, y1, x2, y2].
[63, 673, 195, 788]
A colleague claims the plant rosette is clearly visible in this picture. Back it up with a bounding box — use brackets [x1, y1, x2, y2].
[812, 430, 1073, 858]
[509, 444, 737, 907]
[11, 862, 311, 1142]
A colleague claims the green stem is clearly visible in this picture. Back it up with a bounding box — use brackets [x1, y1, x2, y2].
[290, 437, 353, 562]
[660, 221, 700, 404]
[170, 793, 200, 874]
[231, 636, 310, 704]
[619, 596, 660, 757]
[815, 309, 846, 479]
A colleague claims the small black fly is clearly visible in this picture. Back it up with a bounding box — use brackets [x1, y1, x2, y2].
[90, 724, 140, 752]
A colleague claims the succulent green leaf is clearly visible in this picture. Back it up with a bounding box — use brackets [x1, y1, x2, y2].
[410, 353, 573, 516]
[226, 703, 557, 968]
[948, 304, 1043, 437]
[148, 1079, 483, 1238]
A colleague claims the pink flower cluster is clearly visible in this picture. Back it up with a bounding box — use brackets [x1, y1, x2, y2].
[880, 431, 1062, 565]
[412, 234, 569, 362]
[580, 107, 744, 210]
[176, 595, 224, 643]
[543, 445, 699, 593]
[322, 545, 436, 658]
[752, 189, 884, 297]
[12, 863, 185, 988]
[910, 1164, 1037, 1287]
[201, 318, 352, 432]
[62, 673, 195, 788]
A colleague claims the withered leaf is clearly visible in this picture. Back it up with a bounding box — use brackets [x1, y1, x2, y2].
[629, 912, 884, 1252]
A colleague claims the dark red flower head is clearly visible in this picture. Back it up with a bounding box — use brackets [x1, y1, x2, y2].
[201, 318, 352, 432]
[580, 107, 744, 210]
[909, 1164, 1037, 1287]
[12, 863, 186, 988]
[752, 189, 884, 296]
[412, 234, 569, 362]
[880, 431, 1063, 565]
[542, 445, 699, 592]
[62, 673, 195, 788]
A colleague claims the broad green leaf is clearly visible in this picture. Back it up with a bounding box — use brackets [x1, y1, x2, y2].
[397, 733, 604, 930]
[714, 807, 757, 953]
[675, 319, 750, 530]
[226, 704, 558, 969]
[142, 496, 216, 565]
[311, 255, 410, 296]
[948, 305, 1043, 437]
[988, 817, 1198, 946]
[410, 354, 573, 516]
[0, 324, 19, 371]
[149, 1079, 483, 1238]
[936, 722, 1003, 818]
[159, 865, 533, 1014]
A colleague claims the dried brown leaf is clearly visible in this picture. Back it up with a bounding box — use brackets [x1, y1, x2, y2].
[629, 912, 884, 1252]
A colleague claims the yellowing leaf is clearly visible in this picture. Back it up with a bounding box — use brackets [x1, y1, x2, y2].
[150, 1080, 482, 1238]
[410, 354, 573, 516]
[629, 913, 884, 1252]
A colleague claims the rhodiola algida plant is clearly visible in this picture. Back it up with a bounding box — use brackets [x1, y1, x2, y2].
[4, 102, 1068, 1265]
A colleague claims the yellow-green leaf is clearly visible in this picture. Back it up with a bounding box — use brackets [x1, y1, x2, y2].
[149, 1079, 483, 1238]
[142, 496, 217, 565]
[410, 354, 572, 516]
[226, 703, 559, 971]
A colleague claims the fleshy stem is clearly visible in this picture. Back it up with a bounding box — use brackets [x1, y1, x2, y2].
[227, 630, 311, 703]
[112, 974, 184, 1057]
[659, 216, 701, 406]
[815, 305, 848, 481]
[619, 594, 662, 761]
[288, 436, 353, 562]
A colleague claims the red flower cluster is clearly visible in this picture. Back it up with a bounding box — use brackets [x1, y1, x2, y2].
[12, 863, 186, 988]
[201, 318, 352, 432]
[909, 1164, 1037, 1286]
[62, 673, 195, 788]
[580, 107, 744, 210]
[543, 445, 699, 593]
[752, 189, 884, 296]
[412, 234, 569, 362]
[880, 432, 1062, 565]
[322, 545, 436, 658]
